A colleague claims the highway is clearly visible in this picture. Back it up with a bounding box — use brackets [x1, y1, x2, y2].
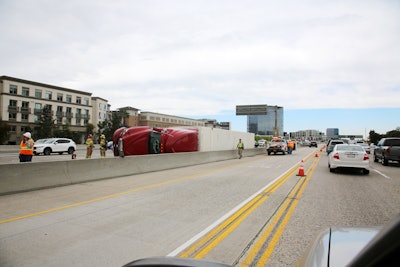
[0, 146, 399, 266]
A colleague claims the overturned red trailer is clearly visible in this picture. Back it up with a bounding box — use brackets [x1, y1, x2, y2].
[112, 126, 199, 156]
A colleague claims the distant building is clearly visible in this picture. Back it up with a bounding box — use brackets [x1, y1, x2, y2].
[138, 111, 206, 128]
[236, 104, 283, 136]
[326, 128, 339, 138]
[291, 129, 322, 140]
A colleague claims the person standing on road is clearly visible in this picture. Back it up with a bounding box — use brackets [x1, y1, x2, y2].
[237, 138, 244, 159]
[288, 140, 295, 154]
[99, 134, 107, 158]
[85, 134, 94, 158]
[19, 132, 35, 162]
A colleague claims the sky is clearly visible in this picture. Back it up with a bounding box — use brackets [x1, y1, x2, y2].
[1, 0, 399, 138]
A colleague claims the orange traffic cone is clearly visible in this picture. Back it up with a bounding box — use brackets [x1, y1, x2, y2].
[296, 165, 305, 176]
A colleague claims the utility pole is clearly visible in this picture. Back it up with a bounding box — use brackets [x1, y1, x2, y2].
[274, 105, 278, 136]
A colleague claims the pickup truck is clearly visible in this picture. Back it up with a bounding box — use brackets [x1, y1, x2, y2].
[267, 138, 288, 155]
[373, 137, 400, 165]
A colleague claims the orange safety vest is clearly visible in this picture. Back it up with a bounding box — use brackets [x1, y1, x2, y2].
[20, 139, 34, 155]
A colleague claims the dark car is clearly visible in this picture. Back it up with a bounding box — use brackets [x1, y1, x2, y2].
[309, 141, 318, 147]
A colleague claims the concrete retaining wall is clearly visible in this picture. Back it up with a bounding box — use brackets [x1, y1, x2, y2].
[0, 148, 264, 195]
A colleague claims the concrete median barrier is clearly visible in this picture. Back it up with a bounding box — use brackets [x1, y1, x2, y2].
[0, 148, 264, 195]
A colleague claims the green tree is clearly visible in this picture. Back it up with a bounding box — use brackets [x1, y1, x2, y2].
[0, 121, 10, 144]
[36, 105, 56, 139]
[385, 128, 400, 137]
[97, 110, 129, 142]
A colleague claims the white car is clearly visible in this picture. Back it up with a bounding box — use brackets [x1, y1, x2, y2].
[34, 138, 76, 155]
[328, 144, 370, 174]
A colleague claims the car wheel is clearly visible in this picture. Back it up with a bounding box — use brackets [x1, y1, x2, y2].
[267, 151, 271, 155]
[363, 169, 370, 175]
[382, 156, 389, 166]
[44, 148, 51, 155]
[68, 147, 75, 154]
[374, 154, 378, 162]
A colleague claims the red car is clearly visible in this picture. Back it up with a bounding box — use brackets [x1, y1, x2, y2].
[112, 126, 198, 156]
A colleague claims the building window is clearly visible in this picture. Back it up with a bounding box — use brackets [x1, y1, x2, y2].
[75, 118, 81, 125]
[21, 114, 29, 121]
[22, 101, 29, 108]
[35, 89, 42, 98]
[57, 93, 63, 101]
[66, 95, 72, 103]
[34, 115, 40, 122]
[76, 96, 81, 104]
[9, 113, 16, 120]
[22, 87, 30, 96]
[84, 97, 89, 105]
[57, 117, 62, 124]
[9, 100, 17, 107]
[45, 91, 52, 100]
[10, 126, 16, 132]
[9, 85, 17, 94]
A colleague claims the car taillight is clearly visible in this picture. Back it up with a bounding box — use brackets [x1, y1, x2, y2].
[363, 153, 369, 161]
[386, 147, 391, 154]
[333, 153, 339, 159]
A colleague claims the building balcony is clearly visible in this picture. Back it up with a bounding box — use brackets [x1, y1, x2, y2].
[8, 106, 19, 112]
[56, 111, 64, 117]
[20, 107, 31, 114]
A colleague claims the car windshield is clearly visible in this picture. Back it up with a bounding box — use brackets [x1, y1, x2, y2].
[336, 145, 364, 152]
[35, 139, 47, 144]
[44, 138, 56, 143]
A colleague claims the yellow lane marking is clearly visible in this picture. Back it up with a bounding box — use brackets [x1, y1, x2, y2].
[179, 169, 296, 259]
[179, 162, 301, 259]
[241, 156, 320, 266]
[0, 156, 266, 225]
[0, 168, 231, 225]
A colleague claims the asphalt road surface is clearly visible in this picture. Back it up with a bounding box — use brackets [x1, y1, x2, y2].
[0, 146, 399, 266]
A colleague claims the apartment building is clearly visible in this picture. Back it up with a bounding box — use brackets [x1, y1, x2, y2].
[0, 76, 100, 144]
[138, 111, 206, 128]
[92, 97, 111, 128]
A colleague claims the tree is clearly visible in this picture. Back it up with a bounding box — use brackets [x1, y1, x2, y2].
[385, 129, 400, 137]
[96, 110, 128, 142]
[0, 122, 10, 144]
[35, 105, 56, 139]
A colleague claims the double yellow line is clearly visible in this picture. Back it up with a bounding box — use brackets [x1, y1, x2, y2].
[177, 153, 320, 266]
[241, 155, 320, 266]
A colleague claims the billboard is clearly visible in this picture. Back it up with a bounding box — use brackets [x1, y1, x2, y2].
[236, 105, 268, 115]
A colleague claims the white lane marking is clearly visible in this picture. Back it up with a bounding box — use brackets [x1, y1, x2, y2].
[167, 161, 300, 257]
[373, 169, 391, 179]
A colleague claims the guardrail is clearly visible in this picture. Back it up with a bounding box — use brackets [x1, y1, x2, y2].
[0, 148, 264, 195]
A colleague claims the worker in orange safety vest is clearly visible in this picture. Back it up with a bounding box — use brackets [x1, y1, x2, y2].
[288, 140, 295, 154]
[19, 132, 35, 162]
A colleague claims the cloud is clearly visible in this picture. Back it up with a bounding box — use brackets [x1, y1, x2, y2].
[1, 0, 399, 117]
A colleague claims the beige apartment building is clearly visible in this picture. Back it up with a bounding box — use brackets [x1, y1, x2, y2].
[0, 76, 108, 144]
[138, 111, 206, 128]
[1, 75, 227, 144]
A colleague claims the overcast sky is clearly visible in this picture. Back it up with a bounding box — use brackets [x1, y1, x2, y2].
[1, 0, 399, 135]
